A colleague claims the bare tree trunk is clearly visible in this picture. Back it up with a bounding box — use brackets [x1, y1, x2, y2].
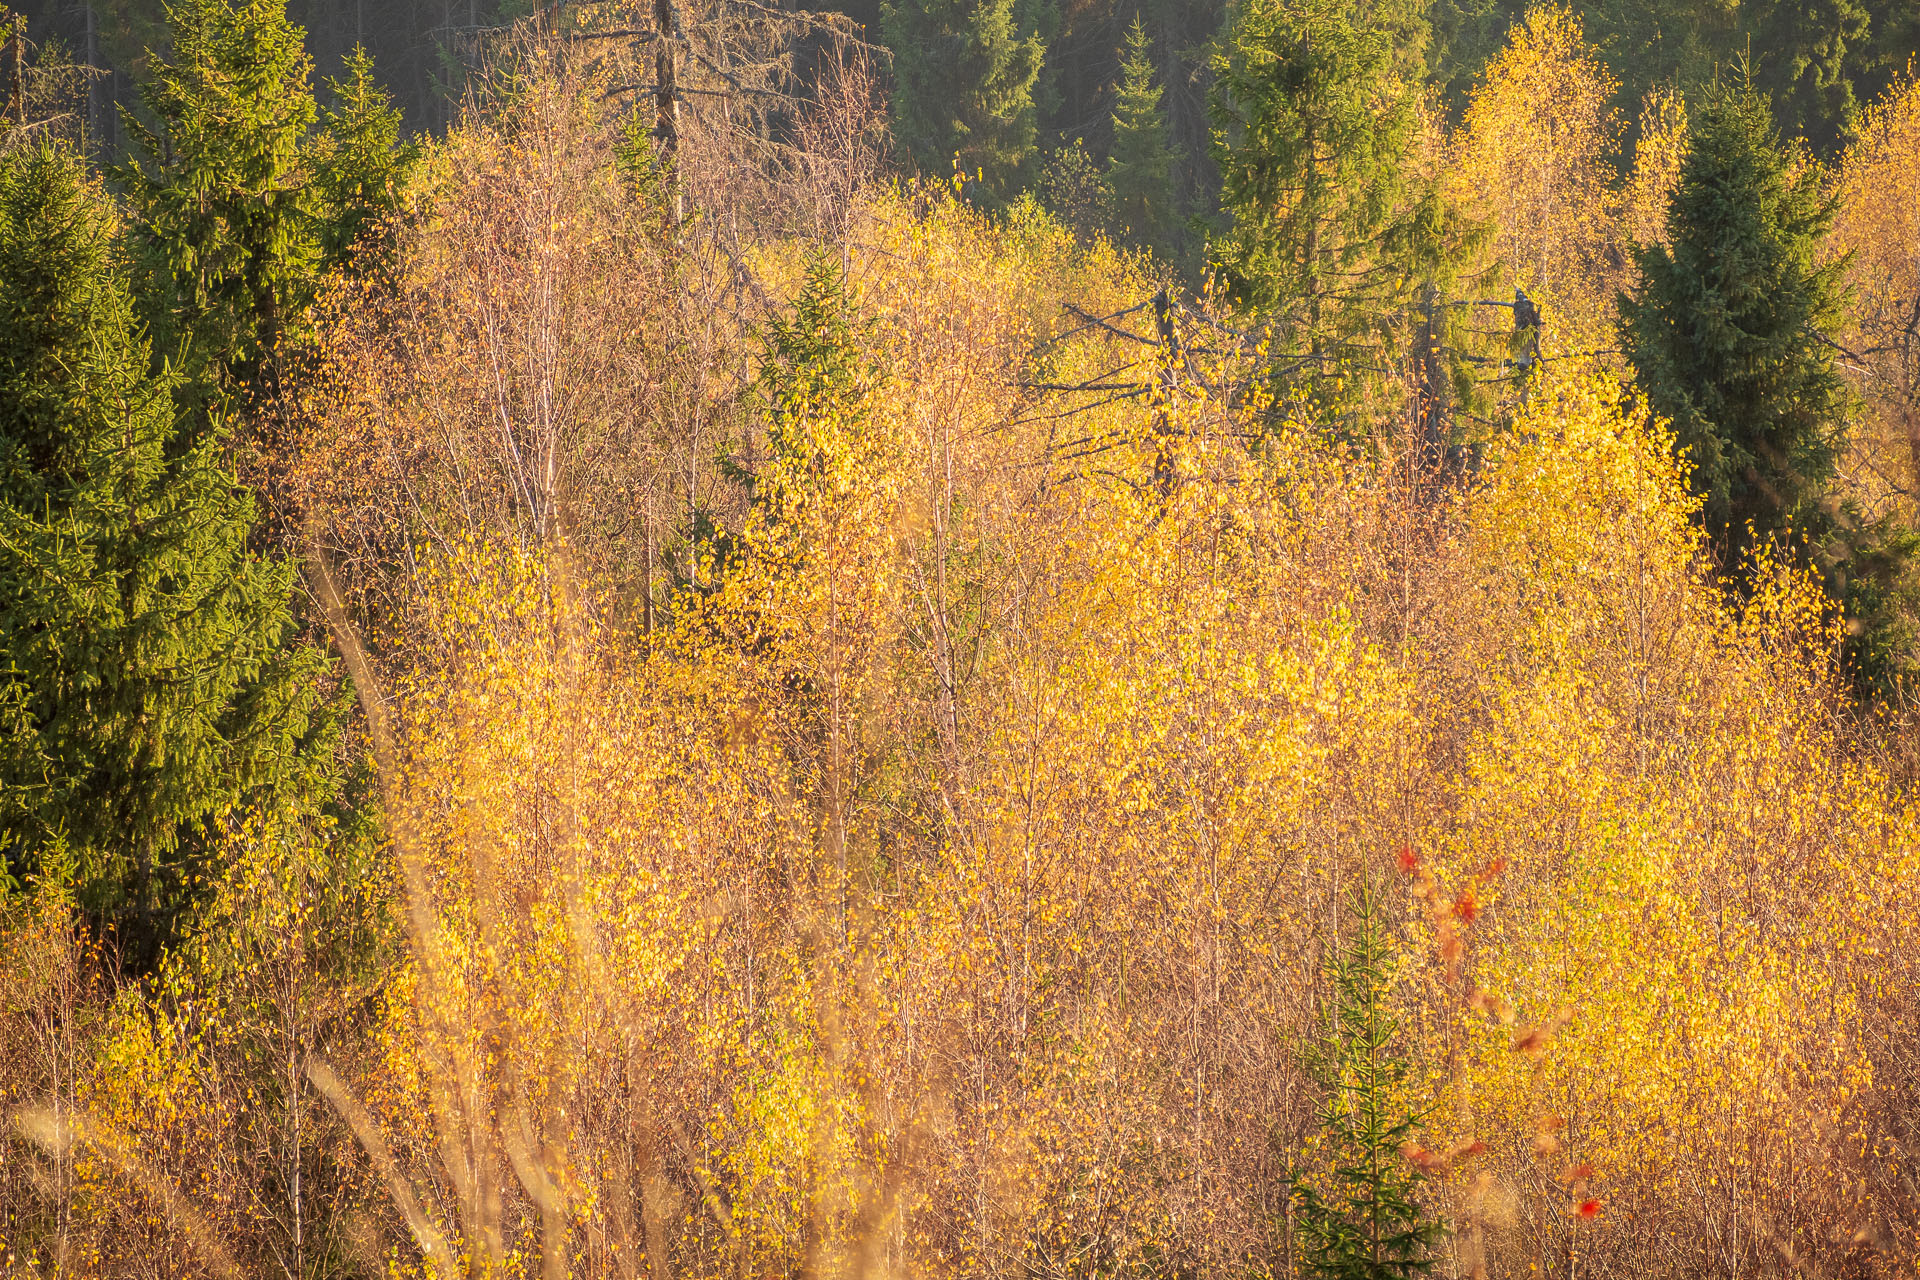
[1414, 283, 1447, 481]
[653, 0, 683, 225]
[642, 505, 655, 639]
[1151, 288, 1181, 508]
[9, 15, 25, 129]
[84, 5, 98, 138]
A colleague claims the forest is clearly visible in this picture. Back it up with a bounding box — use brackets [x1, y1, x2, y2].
[1, 0, 1918, 1275]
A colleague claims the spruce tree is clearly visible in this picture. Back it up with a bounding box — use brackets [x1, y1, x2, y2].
[0, 144, 334, 943]
[882, 0, 1046, 191]
[1622, 83, 1852, 561]
[310, 44, 418, 267]
[1290, 884, 1442, 1280]
[1105, 16, 1177, 255]
[1750, 0, 1870, 153]
[121, 0, 413, 397]
[120, 0, 321, 393]
[1209, 0, 1464, 409]
[751, 253, 883, 536]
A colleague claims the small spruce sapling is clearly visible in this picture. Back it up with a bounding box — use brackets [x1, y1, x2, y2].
[1290, 882, 1444, 1279]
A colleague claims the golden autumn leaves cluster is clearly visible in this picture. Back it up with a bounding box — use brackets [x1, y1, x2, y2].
[3, 14, 1920, 1280]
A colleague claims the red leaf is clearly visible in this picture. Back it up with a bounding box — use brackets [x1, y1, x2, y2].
[1399, 1142, 1448, 1176]
[1513, 1025, 1555, 1058]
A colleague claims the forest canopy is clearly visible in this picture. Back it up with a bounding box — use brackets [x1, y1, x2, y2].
[2, 0, 1919, 1277]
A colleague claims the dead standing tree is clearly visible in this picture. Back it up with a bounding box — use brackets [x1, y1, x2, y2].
[543, 0, 889, 251]
[1021, 283, 1562, 502]
[0, 9, 103, 150]
[443, 2, 888, 252]
[296, 9, 893, 659]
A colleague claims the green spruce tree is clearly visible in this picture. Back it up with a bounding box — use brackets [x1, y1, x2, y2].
[120, 0, 321, 392]
[1627, 81, 1919, 692]
[1290, 884, 1442, 1280]
[1622, 82, 1852, 561]
[121, 0, 413, 398]
[1209, 0, 1467, 413]
[1749, 0, 1871, 152]
[0, 144, 335, 946]
[751, 253, 881, 524]
[882, 0, 1046, 191]
[310, 44, 418, 267]
[1105, 15, 1178, 255]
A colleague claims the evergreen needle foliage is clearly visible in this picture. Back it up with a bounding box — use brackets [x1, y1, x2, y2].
[119, 0, 321, 392]
[1106, 16, 1177, 255]
[1209, 0, 1474, 416]
[310, 44, 418, 266]
[1291, 884, 1442, 1280]
[763, 255, 875, 426]
[1750, 0, 1871, 153]
[882, 0, 1046, 191]
[0, 144, 335, 940]
[1622, 81, 1852, 563]
[119, 0, 412, 400]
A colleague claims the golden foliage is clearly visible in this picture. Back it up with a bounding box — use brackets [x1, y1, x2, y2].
[5, 44, 1920, 1280]
[1830, 72, 1920, 517]
[1620, 89, 1689, 254]
[1451, 5, 1623, 331]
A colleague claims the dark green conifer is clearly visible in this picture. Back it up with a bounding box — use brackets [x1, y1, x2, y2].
[1290, 884, 1442, 1280]
[120, 0, 321, 391]
[1622, 83, 1852, 559]
[121, 1, 413, 397]
[0, 144, 334, 942]
[882, 0, 1046, 191]
[754, 253, 879, 511]
[1750, 0, 1871, 152]
[1105, 16, 1177, 254]
[310, 44, 418, 266]
[1425, 0, 1516, 117]
[1210, 0, 1466, 409]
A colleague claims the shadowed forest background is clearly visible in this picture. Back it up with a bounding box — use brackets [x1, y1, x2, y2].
[1, 0, 1920, 1275]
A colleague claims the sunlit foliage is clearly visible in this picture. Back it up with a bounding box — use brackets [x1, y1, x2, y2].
[4, 32, 1920, 1280]
[1449, 6, 1621, 332]
[1830, 71, 1920, 515]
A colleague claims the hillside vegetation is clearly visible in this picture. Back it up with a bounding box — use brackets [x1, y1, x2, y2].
[3, 2, 1920, 1278]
